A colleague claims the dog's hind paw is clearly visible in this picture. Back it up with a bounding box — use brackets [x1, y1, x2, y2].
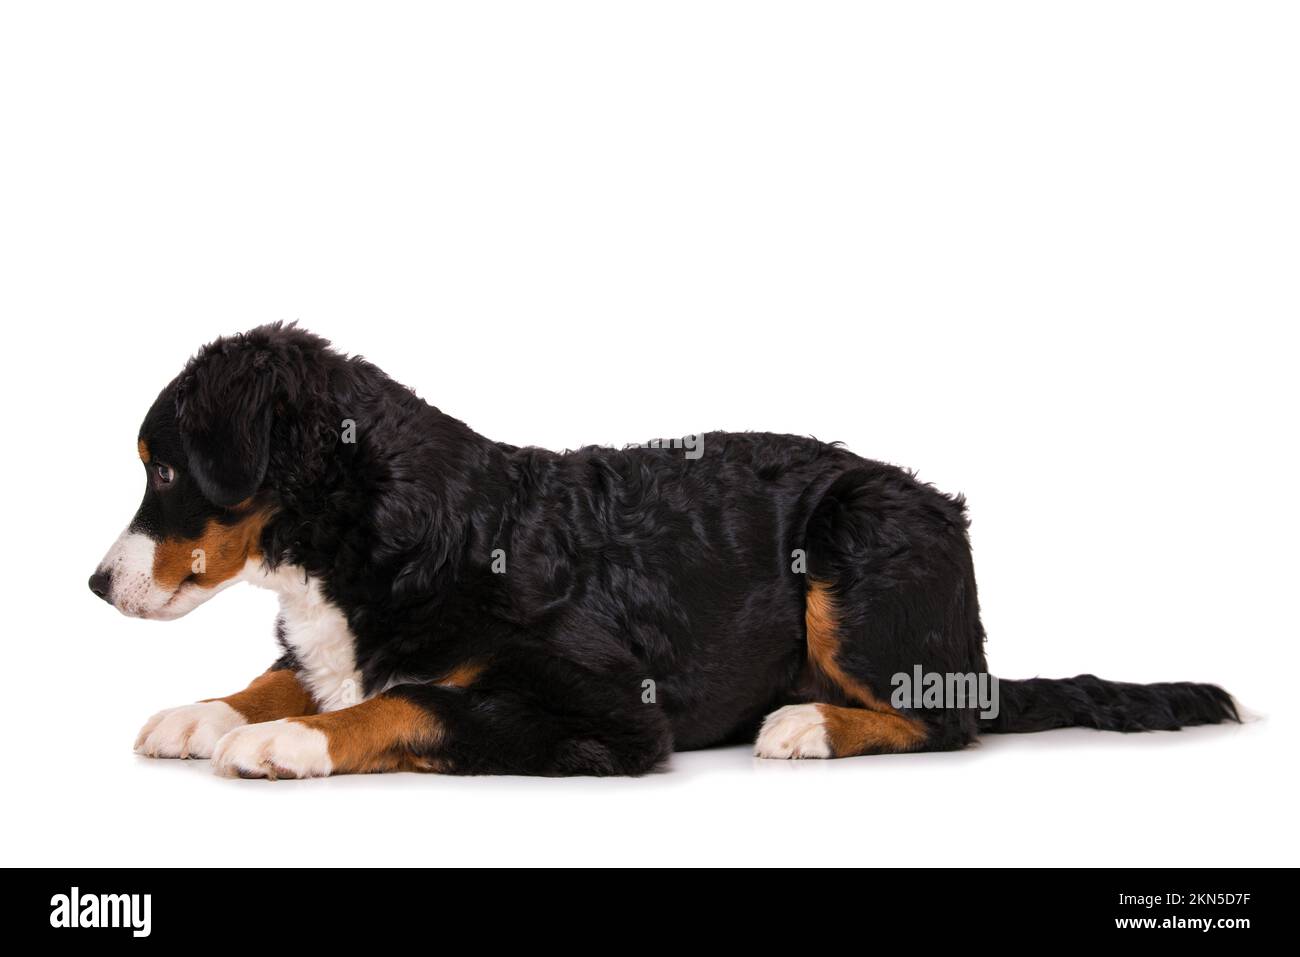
[754, 704, 832, 759]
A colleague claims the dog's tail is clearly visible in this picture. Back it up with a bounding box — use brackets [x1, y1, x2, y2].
[979, 673, 1239, 734]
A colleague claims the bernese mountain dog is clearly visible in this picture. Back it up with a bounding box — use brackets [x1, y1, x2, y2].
[89, 324, 1238, 778]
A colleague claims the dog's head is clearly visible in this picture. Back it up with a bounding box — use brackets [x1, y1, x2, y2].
[89, 323, 334, 619]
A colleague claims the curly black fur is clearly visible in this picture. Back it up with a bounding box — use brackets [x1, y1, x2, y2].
[109, 322, 1239, 775]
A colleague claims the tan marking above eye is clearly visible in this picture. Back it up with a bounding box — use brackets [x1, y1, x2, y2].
[138, 438, 151, 463]
[151, 508, 273, 591]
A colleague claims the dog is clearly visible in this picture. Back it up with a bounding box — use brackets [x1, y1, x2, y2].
[90, 323, 1239, 778]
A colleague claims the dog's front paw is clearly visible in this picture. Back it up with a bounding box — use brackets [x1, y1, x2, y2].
[134, 701, 246, 758]
[211, 720, 333, 779]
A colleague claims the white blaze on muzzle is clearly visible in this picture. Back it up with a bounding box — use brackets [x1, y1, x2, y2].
[93, 528, 242, 620]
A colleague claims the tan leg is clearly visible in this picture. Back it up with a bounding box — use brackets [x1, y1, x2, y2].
[755, 580, 931, 759]
[211, 694, 441, 779]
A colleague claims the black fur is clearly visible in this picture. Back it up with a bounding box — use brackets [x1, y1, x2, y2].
[983, 676, 1239, 734]
[111, 323, 1239, 775]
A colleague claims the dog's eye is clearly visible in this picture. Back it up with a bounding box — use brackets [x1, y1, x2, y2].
[155, 463, 175, 485]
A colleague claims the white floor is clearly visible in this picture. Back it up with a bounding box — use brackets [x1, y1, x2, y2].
[6, 553, 1292, 868]
[10, 702, 1283, 867]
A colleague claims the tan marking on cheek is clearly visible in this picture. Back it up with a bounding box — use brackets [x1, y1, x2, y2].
[206, 668, 318, 723]
[151, 508, 273, 591]
[291, 696, 441, 774]
[138, 439, 150, 463]
[817, 704, 929, 755]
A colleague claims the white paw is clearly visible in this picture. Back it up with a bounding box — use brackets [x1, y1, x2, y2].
[754, 704, 832, 759]
[134, 701, 246, 759]
[211, 720, 332, 779]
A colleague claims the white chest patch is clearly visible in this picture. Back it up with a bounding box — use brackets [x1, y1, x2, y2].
[243, 563, 364, 712]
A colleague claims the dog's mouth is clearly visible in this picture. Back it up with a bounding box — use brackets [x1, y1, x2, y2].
[155, 581, 195, 617]
[142, 572, 243, 621]
[111, 577, 198, 621]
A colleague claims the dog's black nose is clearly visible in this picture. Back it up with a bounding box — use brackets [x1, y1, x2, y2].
[88, 568, 114, 603]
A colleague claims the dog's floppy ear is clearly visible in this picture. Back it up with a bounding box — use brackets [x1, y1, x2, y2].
[175, 338, 277, 507]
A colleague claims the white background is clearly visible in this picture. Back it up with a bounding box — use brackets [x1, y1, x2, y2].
[1, 2, 1296, 867]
